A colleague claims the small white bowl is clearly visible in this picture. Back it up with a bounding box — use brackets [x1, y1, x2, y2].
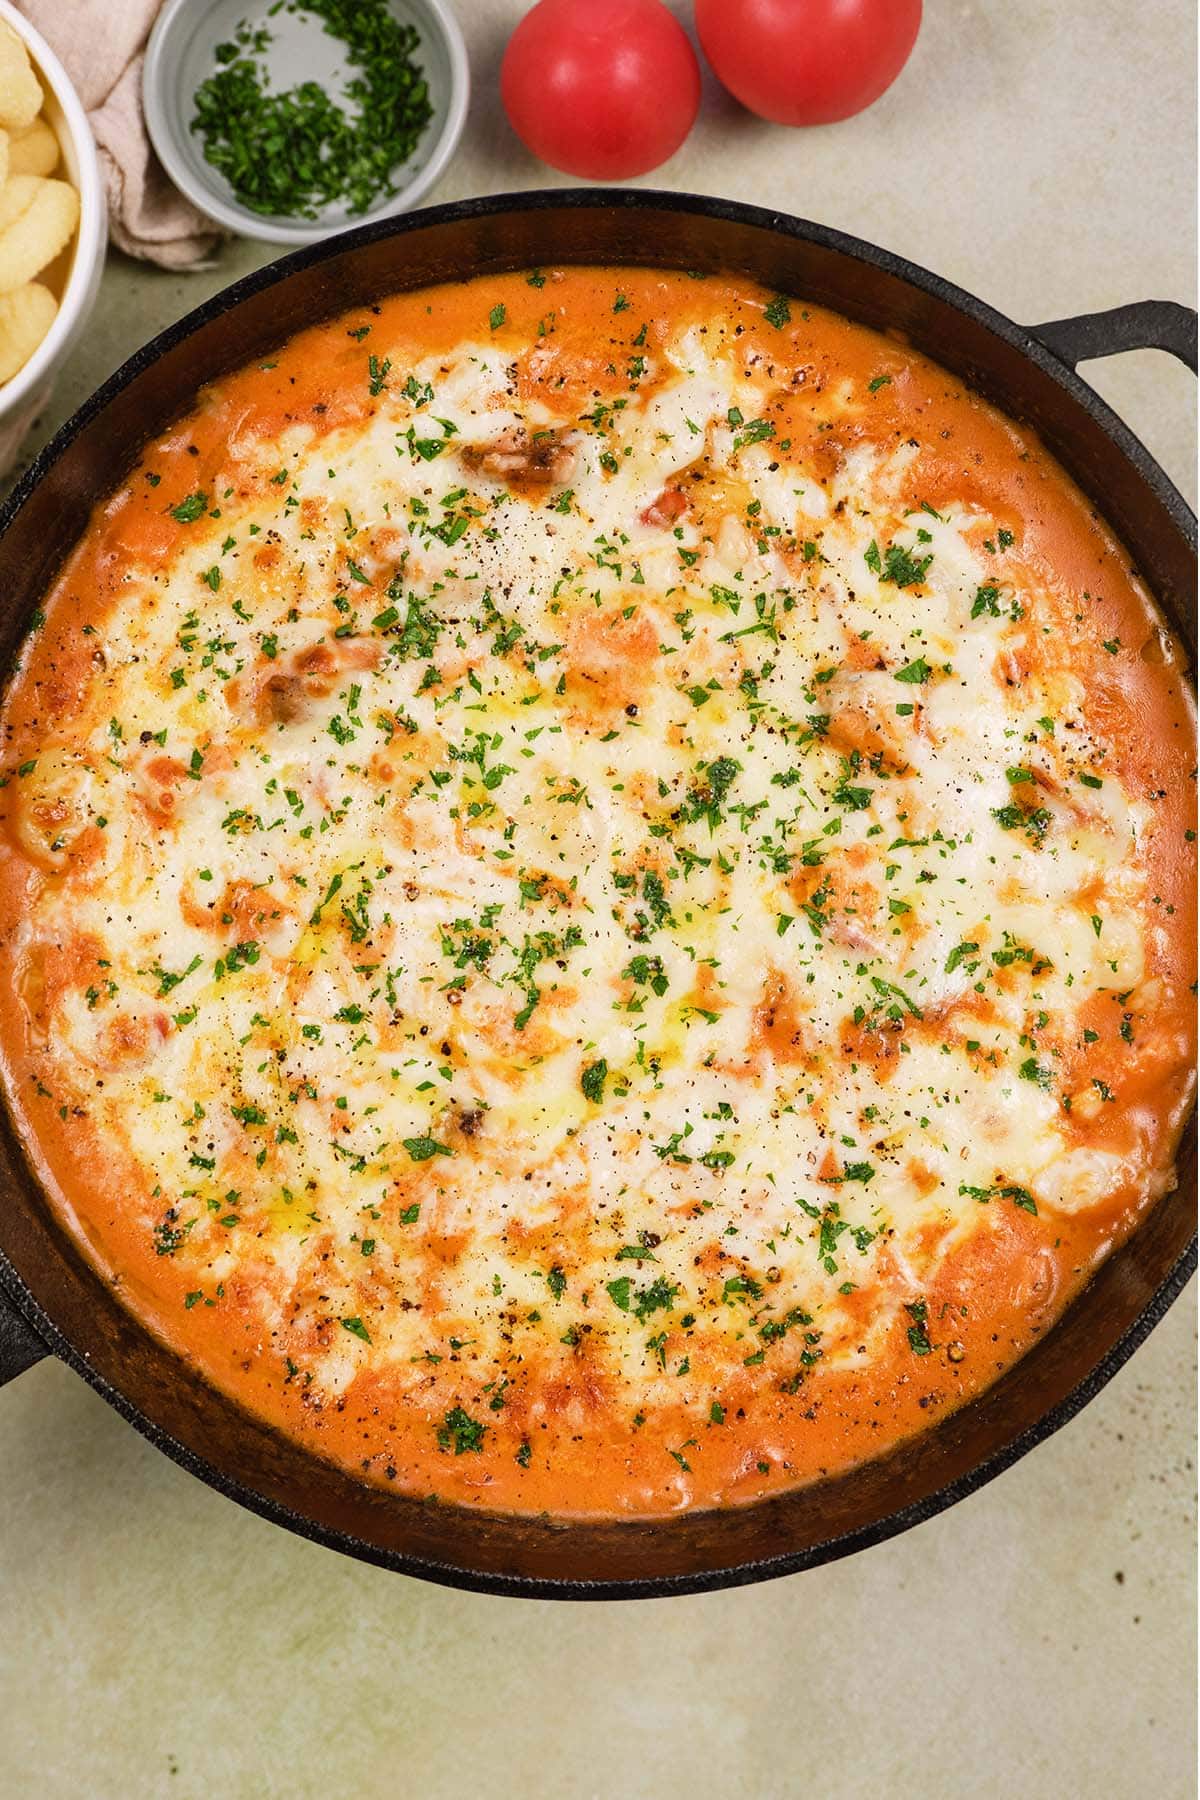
[0, 0, 106, 472]
[143, 0, 469, 247]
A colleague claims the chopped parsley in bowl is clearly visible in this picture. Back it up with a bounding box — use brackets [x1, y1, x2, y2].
[143, 0, 468, 245]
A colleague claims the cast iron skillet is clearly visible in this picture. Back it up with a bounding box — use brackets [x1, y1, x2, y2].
[0, 191, 1194, 1599]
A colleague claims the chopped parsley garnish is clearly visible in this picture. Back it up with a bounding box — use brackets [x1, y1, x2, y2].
[402, 1134, 453, 1162]
[865, 539, 933, 588]
[437, 1406, 486, 1454]
[170, 491, 208, 524]
[971, 583, 1003, 618]
[992, 802, 1052, 845]
[905, 1300, 933, 1356]
[606, 1275, 679, 1321]
[581, 1059, 608, 1104]
[959, 1180, 1038, 1215]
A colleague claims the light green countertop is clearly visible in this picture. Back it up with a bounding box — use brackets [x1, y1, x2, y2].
[0, 3, 1194, 1796]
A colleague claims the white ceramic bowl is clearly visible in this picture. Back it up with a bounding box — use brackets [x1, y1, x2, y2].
[143, 0, 469, 247]
[0, 0, 105, 470]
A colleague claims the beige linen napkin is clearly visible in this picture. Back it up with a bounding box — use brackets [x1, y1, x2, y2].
[17, 0, 223, 268]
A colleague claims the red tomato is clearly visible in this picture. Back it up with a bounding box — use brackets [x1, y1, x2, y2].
[501, 0, 701, 181]
[695, 0, 922, 127]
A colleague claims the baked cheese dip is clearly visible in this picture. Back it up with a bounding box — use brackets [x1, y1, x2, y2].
[0, 269, 1193, 1516]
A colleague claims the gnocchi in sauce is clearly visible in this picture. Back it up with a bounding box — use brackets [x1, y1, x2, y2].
[0, 269, 1192, 1516]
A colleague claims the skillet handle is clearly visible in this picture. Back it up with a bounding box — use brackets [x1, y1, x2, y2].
[1030, 301, 1197, 374]
[0, 1282, 47, 1386]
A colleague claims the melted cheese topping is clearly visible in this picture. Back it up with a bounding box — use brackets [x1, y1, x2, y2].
[0, 270, 1192, 1516]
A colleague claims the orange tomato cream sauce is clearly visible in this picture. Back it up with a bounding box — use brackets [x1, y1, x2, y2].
[0, 268, 1192, 1517]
